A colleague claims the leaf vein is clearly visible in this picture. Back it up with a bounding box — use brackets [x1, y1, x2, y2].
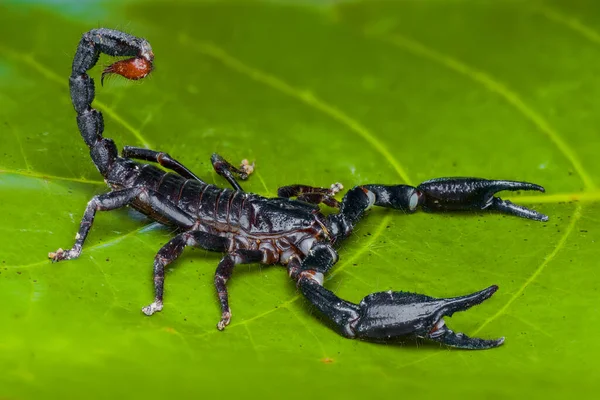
[536, 5, 600, 46]
[0, 168, 105, 185]
[472, 203, 582, 335]
[179, 33, 413, 186]
[0, 45, 153, 148]
[5, 223, 156, 270]
[368, 30, 596, 190]
[284, 302, 328, 358]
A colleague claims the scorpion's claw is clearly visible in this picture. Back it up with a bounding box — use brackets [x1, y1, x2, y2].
[217, 309, 232, 331]
[299, 275, 503, 349]
[48, 249, 63, 262]
[101, 56, 153, 86]
[142, 300, 163, 316]
[486, 196, 548, 222]
[427, 318, 504, 350]
[239, 159, 255, 179]
[417, 178, 548, 222]
[353, 285, 503, 349]
[48, 247, 80, 262]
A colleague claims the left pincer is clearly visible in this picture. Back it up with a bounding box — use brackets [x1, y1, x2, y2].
[352, 285, 504, 349]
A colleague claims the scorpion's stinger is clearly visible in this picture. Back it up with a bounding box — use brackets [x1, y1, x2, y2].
[49, 29, 155, 263]
[101, 55, 154, 86]
[70, 28, 154, 175]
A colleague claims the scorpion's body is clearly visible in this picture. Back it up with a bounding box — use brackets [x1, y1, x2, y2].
[51, 28, 550, 349]
[108, 158, 328, 265]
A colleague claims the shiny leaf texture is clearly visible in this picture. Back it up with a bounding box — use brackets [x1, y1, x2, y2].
[1, 0, 599, 398]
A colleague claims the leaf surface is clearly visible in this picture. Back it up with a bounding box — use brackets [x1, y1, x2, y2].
[0, 0, 598, 398]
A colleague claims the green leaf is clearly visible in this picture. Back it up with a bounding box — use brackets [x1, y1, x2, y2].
[1, 0, 598, 398]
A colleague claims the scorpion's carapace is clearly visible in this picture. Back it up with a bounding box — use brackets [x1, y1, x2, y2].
[50, 28, 550, 350]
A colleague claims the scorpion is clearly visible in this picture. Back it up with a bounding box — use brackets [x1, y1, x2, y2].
[49, 28, 549, 350]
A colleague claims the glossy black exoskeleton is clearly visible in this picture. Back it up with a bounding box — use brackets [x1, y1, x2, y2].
[51, 29, 549, 349]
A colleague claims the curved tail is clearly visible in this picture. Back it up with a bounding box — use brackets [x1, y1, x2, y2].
[70, 28, 154, 176]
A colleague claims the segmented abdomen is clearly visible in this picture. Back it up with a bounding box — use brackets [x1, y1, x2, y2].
[178, 180, 242, 228]
[123, 163, 243, 231]
[118, 162, 321, 242]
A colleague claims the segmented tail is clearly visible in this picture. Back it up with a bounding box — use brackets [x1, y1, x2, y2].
[70, 28, 154, 175]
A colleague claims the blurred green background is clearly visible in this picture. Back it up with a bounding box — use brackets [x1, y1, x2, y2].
[1, 0, 599, 398]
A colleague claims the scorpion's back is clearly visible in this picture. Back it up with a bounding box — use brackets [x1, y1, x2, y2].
[108, 158, 327, 241]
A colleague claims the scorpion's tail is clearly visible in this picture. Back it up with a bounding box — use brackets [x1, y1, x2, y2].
[70, 28, 154, 176]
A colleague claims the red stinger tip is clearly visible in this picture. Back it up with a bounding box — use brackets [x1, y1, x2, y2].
[101, 56, 153, 85]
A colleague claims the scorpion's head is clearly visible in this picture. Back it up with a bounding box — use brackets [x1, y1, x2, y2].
[354, 285, 504, 349]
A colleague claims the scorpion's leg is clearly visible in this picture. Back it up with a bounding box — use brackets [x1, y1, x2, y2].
[291, 244, 503, 349]
[49, 187, 143, 262]
[210, 153, 254, 191]
[214, 249, 263, 330]
[142, 230, 231, 316]
[277, 183, 343, 208]
[122, 146, 206, 183]
[50, 187, 196, 262]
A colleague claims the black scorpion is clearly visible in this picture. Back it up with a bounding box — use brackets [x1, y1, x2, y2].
[50, 29, 549, 349]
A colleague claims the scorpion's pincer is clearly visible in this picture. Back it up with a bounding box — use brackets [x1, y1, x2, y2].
[353, 285, 504, 349]
[417, 178, 549, 222]
[48, 247, 75, 262]
[48, 248, 65, 262]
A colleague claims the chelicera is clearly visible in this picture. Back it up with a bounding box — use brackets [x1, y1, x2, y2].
[50, 29, 549, 350]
